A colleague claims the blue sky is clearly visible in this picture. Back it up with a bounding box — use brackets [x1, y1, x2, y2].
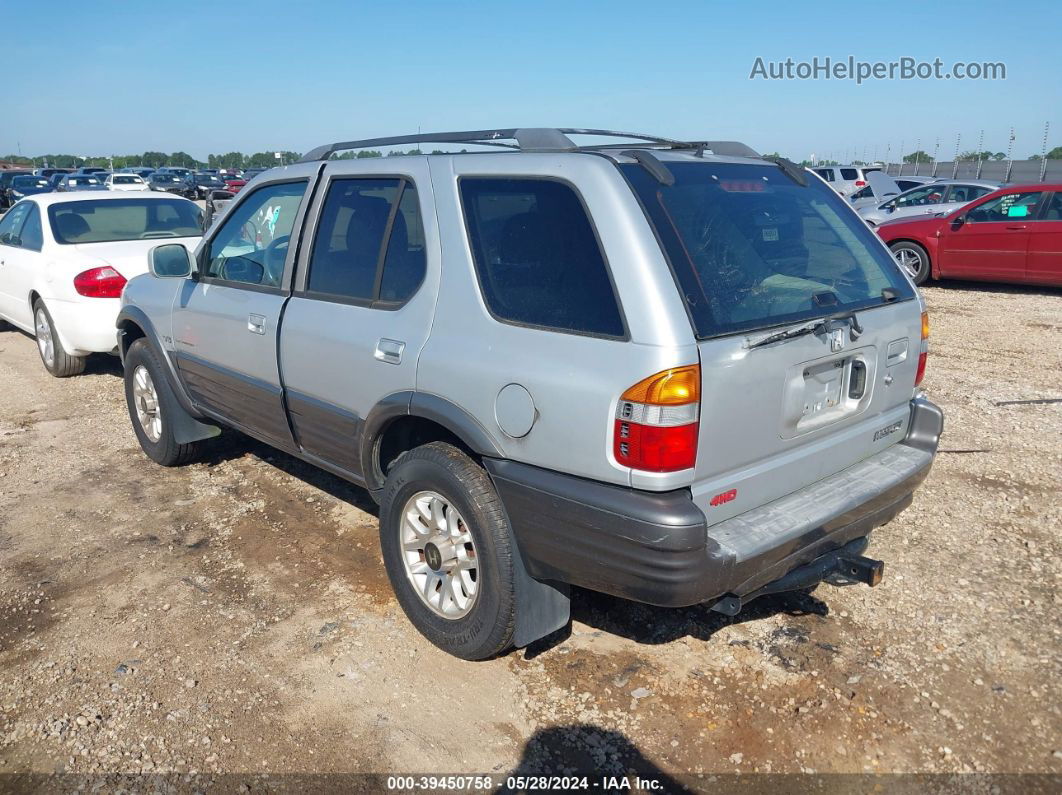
[5, 0, 1059, 161]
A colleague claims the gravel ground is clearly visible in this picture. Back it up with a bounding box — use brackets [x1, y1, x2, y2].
[0, 281, 1059, 791]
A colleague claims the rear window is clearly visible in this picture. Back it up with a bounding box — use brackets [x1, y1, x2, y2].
[840, 168, 859, 181]
[113, 175, 140, 184]
[48, 198, 203, 243]
[622, 162, 915, 339]
[459, 178, 625, 338]
[306, 178, 426, 305]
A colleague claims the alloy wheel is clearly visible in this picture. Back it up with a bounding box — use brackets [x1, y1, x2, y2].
[894, 247, 923, 279]
[34, 308, 54, 368]
[132, 365, 163, 442]
[399, 490, 479, 619]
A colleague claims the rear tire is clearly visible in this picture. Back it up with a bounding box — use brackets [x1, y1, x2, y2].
[33, 299, 85, 377]
[379, 442, 516, 660]
[123, 338, 203, 466]
[889, 240, 931, 285]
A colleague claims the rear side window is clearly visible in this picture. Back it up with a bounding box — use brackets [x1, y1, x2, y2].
[20, 203, 43, 251]
[967, 191, 1044, 223]
[815, 169, 835, 182]
[459, 178, 624, 338]
[306, 178, 426, 305]
[948, 185, 993, 203]
[0, 202, 31, 244]
[840, 168, 859, 181]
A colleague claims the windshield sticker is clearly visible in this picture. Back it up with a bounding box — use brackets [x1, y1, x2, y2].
[762, 227, 779, 242]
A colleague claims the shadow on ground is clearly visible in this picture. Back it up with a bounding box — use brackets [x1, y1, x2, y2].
[523, 586, 829, 658]
[497, 723, 692, 793]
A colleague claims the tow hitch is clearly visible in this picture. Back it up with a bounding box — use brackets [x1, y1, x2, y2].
[709, 538, 885, 616]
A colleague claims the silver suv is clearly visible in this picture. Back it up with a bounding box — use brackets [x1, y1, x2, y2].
[116, 128, 943, 660]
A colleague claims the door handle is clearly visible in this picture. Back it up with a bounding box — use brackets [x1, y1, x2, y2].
[1005, 225, 1027, 230]
[374, 338, 405, 365]
[247, 313, 266, 334]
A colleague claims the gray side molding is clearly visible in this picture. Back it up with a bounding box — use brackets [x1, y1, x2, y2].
[903, 396, 944, 454]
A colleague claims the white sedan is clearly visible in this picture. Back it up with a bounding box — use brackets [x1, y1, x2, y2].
[0, 192, 202, 376]
[104, 173, 150, 192]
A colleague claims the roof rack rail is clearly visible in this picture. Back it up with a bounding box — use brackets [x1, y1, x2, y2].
[297, 128, 760, 162]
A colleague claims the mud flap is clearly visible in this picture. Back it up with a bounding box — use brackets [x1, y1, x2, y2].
[172, 413, 221, 445]
[511, 537, 570, 648]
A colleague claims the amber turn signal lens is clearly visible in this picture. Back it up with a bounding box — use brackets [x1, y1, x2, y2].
[621, 365, 700, 405]
[921, 311, 930, 340]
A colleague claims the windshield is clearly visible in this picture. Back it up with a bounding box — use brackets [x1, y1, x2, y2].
[622, 162, 915, 339]
[113, 175, 141, 184]
[13, 176, 49, 188]
[68, 177, 101, 185]
[196, 176, 223, 185]
[154, 175, 181, 183]
[48, 198, 203, 244]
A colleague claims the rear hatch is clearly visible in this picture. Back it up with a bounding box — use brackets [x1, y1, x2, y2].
[622, 159, 923, 524]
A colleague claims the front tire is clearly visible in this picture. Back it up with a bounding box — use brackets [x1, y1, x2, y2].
[379, 442, 516, 660]
[123, 338, 203, 466]
[33, 300, 85, 377]
[889, 240, 931, 285]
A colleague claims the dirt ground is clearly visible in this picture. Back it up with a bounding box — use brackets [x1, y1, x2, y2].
[0, 281, 1059, 791]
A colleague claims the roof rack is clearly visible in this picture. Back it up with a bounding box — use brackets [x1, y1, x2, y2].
[297, 128, 761, 162]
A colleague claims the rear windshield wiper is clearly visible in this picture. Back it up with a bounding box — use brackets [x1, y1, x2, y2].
[746, 310, 863, 350]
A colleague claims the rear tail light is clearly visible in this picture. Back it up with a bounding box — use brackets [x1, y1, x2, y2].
[74, 266, 127, 298]
[855, 180, 867, 187]
[915, 311, 929, 386]
[614, 365, 699, 472]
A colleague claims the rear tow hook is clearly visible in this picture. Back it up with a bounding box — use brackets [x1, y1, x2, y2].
[709, 545, 885, 616]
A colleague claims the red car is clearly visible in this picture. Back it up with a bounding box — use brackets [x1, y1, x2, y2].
[876, 183, 1062, 287]
[223, 177, 247, 194]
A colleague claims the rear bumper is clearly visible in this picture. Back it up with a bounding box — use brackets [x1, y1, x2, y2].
[46, 296, 122, 355]
[487, 397, 942, 608]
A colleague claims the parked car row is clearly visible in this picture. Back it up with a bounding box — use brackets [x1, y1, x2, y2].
[875, 183, 1062, 285]
[1, 165, 265, 208]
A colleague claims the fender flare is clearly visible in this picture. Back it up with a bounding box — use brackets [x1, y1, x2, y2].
[116, 307, 220, 444]
[359, 391, 506, 493]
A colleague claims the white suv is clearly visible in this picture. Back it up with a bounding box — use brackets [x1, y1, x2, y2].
[812, 165, 883, 197]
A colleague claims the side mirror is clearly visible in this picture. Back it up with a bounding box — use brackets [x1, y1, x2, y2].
[950, 214, 966, 229]
[150, 244, 194, 278]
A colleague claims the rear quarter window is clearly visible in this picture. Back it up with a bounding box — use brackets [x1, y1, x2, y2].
[459, 178, 625, 338]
